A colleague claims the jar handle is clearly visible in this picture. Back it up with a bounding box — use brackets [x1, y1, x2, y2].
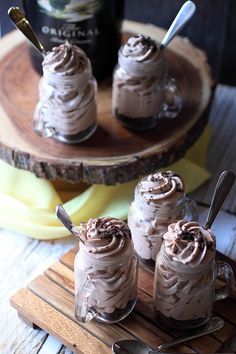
[160, 78, 182, 119]
[215, 261, 235, 301]
[75, 275, 96, 323]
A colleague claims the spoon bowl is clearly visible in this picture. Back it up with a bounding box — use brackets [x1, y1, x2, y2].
[112, 316, 224, 354]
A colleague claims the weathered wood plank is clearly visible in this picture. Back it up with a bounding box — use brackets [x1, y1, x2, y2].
[28, 274, 135, 346]
[10, 288, 111, 354]
[60, 249, 76, 270]
[37, 336, 62, 354]
[198, 207, 236, 262]
[58, 347, 74, 354]
[45, 262, 74, 294]
[191, 85, 236, 215]
[0, 228, 75, 354]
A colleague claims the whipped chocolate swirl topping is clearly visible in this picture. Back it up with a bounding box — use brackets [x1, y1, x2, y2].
[118, 35, 164, 77]
[43, 41, 89, 76]
[79, 217, 132, 259]
[139, 171, 184, 204]
[163, 220, 216, 267]
[122, 35, 160, 62]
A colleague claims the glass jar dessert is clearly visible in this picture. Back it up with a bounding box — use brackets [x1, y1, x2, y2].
[74, 217, 138, 323]
[33, 41, 97, 143]
[112, 35, 182, 130]
[153, 220, 235, 329]
[128, 171, 197, 268]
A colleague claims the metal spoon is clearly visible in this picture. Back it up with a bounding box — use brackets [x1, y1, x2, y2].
[112, 316, 224, 354]
[56, 204, 85, 244]
[160, 1, 196, 50]
[8, 6, 45, 56]
[205, 170, 235, 229]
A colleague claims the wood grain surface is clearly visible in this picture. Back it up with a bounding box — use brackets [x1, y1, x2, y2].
[10, 246, 236, 354]
[0, 23, 213, 184]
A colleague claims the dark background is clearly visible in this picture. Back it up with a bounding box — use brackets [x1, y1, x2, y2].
[1, 0, 235, 85]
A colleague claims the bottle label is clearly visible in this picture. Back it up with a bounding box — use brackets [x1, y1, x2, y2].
[41, 23, 100, 45]
[37, 0, 104, 21]
[23, 0, 123, 77]
[37, 0, 103, 45]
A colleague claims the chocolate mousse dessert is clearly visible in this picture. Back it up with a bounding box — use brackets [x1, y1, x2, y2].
[153, 220, 216, 329]
[74, 217, 138, 323]
[112, 34, 167, 130]
[34, 41, 97, 143]
[128, 171, 188, 268]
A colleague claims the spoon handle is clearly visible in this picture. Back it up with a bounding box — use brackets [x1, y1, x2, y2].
[153, 316, 224, 353]
[161, 1, 196, 49]
[56, 204, 85, 244]
[8, 7, 45, 56]
[205, 170, 235, 229]
[56, 204, 75, 232]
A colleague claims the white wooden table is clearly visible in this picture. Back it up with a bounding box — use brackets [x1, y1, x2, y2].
[0, 84, 236, 353]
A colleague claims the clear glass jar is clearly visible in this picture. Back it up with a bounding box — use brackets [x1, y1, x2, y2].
[153, 222, 235, 329]
[33, 42, 97, 144]
[128, 171, 198, 269]
[112, 35, 182, 131]
[74, 237, 138, 323]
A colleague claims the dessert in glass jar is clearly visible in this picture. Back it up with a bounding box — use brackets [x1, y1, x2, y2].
[34, 41, 97, 143]
[112, 35, 182, 130]
[153, 220, 235, 329]
[74, 217, 138, 323]
[128, 171, 197, 268]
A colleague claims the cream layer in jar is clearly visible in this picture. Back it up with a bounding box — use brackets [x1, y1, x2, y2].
[34, 41, 97, 143]
[112, 34, 166, 130]
[128, 171, 185, 267]
[154, 220, 216, 328]
[74, 217, 138, 323]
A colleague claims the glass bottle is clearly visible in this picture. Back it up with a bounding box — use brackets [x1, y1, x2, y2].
[74, 217, 138, 323]
[153, 220, 235, 329]
[22, 0, 124, 80]
[112, 35, 182, 130]
[128, 171, 198, 269]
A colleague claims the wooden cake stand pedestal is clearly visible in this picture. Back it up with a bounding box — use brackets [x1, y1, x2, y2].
[0, 21, 213, 185]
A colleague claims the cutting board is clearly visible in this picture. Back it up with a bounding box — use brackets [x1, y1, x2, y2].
[0, 21, 213, 185]
[10, 248, 236, 354]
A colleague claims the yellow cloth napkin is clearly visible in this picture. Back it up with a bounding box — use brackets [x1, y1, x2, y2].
[0, 127, 210, 240]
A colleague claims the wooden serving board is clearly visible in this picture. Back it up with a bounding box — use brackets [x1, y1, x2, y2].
[10, 248, 236, 354]
[0, 21, 213, 185]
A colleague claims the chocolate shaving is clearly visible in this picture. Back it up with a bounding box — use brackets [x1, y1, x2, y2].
[180, 229, 210, 251]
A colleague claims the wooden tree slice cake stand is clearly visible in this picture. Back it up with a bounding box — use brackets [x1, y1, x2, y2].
[0, 21, 213, 185]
